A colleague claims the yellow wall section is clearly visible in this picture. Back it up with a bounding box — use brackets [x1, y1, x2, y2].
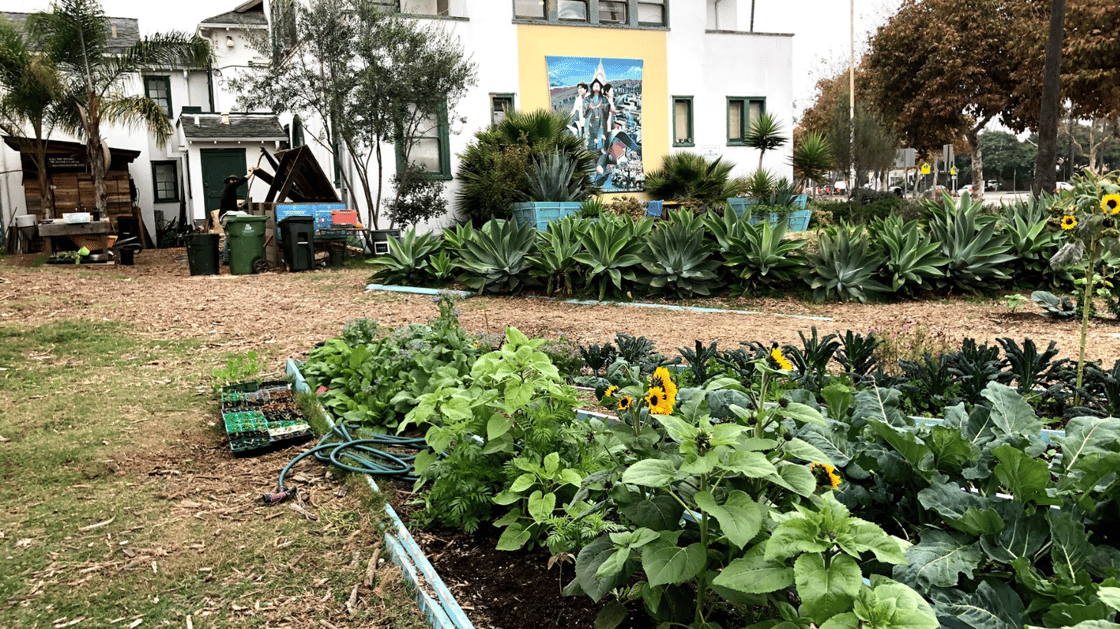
[516, 24, 667, 202]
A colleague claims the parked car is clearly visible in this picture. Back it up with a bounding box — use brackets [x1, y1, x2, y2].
[1055, 181, 1073, 191]
[986, 180, 1000, 191]
[958, 185, 974, 196]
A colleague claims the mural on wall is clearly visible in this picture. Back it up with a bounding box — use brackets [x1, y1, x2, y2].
[546, 56, 643, 193]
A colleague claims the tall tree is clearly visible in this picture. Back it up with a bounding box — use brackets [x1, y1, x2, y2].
[28, 0, 213, 216]
[826, 93, 899, 190]
[864, 0, 1040, 200]
[1032, 0, 1066, 193]
[233, 0, 476, 229]
[0, 16, 62, 218]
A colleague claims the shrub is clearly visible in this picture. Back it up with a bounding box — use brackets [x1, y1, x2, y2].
[602, 195, 646, 220]
[385, 162, 447, 229]
[644, 151, 746, 209]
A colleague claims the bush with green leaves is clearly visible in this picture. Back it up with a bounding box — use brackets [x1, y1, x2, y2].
[384, 161, 447, 229]
[523, 148, 596, 202]
[803, 223, 889, 302]
[724, 217, 808, 291]
[644, 151, 746, 210]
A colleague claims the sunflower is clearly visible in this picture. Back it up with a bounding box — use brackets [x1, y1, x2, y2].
[1061, 215, 1078, 230]
[1103, 194, 1120, 215]
[769, 346, 794, 371]
[646, 386, 674, 414]
[604, 385, 618, 399]
[651, 367, 678, 401]
[650, 367, 678, 409]
[810, 462, 842, 489]
[617, 396, 633, 411]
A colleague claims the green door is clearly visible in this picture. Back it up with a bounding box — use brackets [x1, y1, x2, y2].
[200, 149, 247, 214]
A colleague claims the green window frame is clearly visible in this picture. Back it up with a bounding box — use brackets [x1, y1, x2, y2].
[727, 96, 765, 146]
[144, 76, 172, 118]
[513, 0, 668, 27]
[673, 96, 694, 147]
[396, 99, 452, 180]
[491, 93, 515, 125]
[151, 160, 179, 202]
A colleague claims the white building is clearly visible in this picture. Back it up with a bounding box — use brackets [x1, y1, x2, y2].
[0, 0, 794, 244]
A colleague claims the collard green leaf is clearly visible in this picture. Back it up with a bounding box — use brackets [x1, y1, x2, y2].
[694, 490, 763, 548]
[979, 507, 1048, 564]
[917, 481, 986, 521]
[982, 382, 1043, 439]
[992, 443, 1055, 504]
[836, 518, 908, 565]
[953, 507, 1004, 537]
[712, 544, 795, 595]
[1042, 601, 1114, 627]
[1027, 621, 1120, 629]
[894, 529, 983, 589]
[1010, 556, 1085, 598]
[1098, 587, 1120, 612]
[853, 387, 908, 428]
[931, 581, 1024, 629]
[798, 424, 853, 467]
[1050, 510, 1091, 582]
[1089, 545, 1120, 580]
[869, 421, 934, 475]
[1059, 416, 1120, 472]
[795, 553, 861, 621]
[641, 538, 706, 586]
[707, 388, 753, 419]
[864, 576, 940, 629]
[783, 402, 828, 426]
[619, 495, 685, 531]
[927, 424, 980, 471]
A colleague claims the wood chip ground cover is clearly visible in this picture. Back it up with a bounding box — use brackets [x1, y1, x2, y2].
[4, 250, 1120, 629]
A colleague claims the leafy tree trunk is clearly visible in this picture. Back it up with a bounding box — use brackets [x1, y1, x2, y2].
[1033, 0, 1066, 194]
[78, 92, 108, 215]
[28, 129, 54, 218]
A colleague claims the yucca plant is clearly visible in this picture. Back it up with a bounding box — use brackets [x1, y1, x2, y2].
[744, 168, 776, 199]
[523, 148, 595, 202]
[791, 132, 833, 193]
[638, 211, 722, 298]
[803, 223, 889, 302]
[529, 214, 590, 295]
[573, 215, 653, 301]
[366, 228, 443, 287]
[644, 152, 746, 209]
[868, 215, 949, 295]
[923, 192, 1016, 293]
[746, 111, 788, 171]
[456, 219, 536, 294]
[725, 218, 808, 290]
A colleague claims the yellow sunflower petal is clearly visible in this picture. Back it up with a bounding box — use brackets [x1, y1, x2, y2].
[1104, 194, 1120, 215]
[1061, 216, 1077, 230]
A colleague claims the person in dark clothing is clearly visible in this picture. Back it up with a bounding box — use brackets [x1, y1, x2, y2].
[218, 169, 254, 222]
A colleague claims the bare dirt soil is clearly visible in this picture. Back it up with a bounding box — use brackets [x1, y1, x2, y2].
[5, 249, 1120, 629]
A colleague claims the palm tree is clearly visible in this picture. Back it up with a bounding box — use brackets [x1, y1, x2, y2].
[0, 16, 63, 218]
[747, 112, 787, 171]
[645, 151, 746, 209]
[791, 133, 833, 194]
[28, 0, 212, 215]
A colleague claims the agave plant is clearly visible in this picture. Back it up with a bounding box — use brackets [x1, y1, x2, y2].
[803, 223, 889, 302]
[366, 228, 443, 287]
[523, 149, 595, 202]
[638, 211, 722, 298]
[456, 219, 537, 295]
[923, 192, 1016, 293]
[868, 215, 949, 295]
[529, 214, 590, 295]
[725, 218, 808, 290]
[998, 199, 1063, 287]
[573, 215, 653, 301]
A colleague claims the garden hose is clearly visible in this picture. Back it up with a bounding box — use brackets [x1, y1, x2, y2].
[263, 422, 427, 505]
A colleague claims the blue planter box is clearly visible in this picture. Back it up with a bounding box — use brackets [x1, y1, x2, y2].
[727, 196, 812, 231]
[510, 202, 582, 231]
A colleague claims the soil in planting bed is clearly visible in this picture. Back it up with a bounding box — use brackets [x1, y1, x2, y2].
[382, 479, 651, 629]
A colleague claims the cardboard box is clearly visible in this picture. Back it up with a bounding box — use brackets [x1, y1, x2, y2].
[63, 212, 92, 224]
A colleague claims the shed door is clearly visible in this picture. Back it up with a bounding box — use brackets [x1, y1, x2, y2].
[200, 149, 247, 213]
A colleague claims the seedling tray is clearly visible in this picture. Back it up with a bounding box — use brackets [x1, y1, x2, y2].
[220, 379, 313, 453]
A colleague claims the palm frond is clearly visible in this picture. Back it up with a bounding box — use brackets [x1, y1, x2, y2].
[101, 94, 174, 144]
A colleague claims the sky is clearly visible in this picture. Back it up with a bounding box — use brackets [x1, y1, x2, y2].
[2, 0, 905, 118]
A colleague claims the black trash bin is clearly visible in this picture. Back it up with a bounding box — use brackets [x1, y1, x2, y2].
[114, 216, 143, 266]
[278, 216, 315, 272]
[187, 233, 221, 276]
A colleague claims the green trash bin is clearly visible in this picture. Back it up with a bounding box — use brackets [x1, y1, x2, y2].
[225, 215, 269, 275]
[278, 216, 315, 272]
[187, 233, 220, 276]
